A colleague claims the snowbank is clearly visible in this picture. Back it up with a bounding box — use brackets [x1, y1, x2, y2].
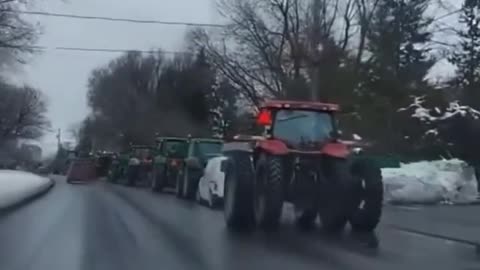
[0, 170, 52, 209]
[382, 159, 478, 204]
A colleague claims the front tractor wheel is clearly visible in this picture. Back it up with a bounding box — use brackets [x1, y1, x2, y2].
[349, 159, 383, 233]
[254, 155, 284, 231]
[224, 151, 255, 231]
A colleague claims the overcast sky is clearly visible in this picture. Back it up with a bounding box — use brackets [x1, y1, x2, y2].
[12, 0, 460, 157]
[14, 0, 218, 157]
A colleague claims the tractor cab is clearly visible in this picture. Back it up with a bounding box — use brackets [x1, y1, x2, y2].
[255, 100, 341, 152]
[131, 145, 154, 159]
[155, 137, 189, 169]
[190, 138, 224, 166]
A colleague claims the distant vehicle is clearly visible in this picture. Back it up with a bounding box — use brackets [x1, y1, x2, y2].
[175, 138, 223, 199]
[196, 156, 228, 208]
[109, 145, 154, 186]
[94, 151, 116, 178]
[66, 157, 96, 184]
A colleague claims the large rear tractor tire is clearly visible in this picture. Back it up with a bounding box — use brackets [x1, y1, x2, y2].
[183, 169, 198, 200]
[254, 155, 284, 231]
[127, 165, 138, 187]
[224, 151, 255, 231]
[151, 166, 164, 192]
[293, 170, 318, 230]
[349, 159, 383, 233]
[318, 158, 356, 233]
[175, 171, 184, 198]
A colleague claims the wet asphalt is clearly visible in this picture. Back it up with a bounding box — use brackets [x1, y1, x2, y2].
[0, 176, 478, 270]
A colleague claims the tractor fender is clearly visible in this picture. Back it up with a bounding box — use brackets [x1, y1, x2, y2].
[321, 143, 350, 158]
[255, 140, 289, 155]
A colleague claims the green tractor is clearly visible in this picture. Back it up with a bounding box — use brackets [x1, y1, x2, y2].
[174, 138, 224, 199]
[94, 151, 116, 178]
[108, 152, 128, 184]
[108, 145, 155, 186]
[150, 137, 190, 192]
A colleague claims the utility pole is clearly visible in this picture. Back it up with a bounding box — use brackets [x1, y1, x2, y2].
[310, 0, 321, 101]
[56, 128, 61, 147]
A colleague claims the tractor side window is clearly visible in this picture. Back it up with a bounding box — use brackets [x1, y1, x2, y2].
[273, 110, 334, 146]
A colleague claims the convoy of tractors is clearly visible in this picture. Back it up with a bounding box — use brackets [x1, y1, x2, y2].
[106, 99, 384, 234]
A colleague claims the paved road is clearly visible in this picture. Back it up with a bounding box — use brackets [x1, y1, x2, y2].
[0, 177, 478, 270]
[383, 204, 480, 244]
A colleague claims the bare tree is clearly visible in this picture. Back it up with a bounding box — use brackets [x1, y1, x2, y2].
[190, 0, 367, 105]
[0, 0, 39, 68]
[0, 83, 50, 145]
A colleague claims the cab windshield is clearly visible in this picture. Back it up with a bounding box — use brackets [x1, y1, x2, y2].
[133, 148, 152, 159]
[272, 110, 334, 147]
[193, 142, 223, 159]
[163, 140, 188, 158]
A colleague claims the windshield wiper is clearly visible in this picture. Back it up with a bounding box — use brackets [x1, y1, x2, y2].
[276, 114, 309, 122]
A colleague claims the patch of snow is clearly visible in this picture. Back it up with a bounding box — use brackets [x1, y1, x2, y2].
[425, 128, 438, 136]
[352, 147, 363, 154]
[0, 170, 51, 209]
[400, 96, 480, 122]
[382, 159, 478, 204]
[317, 43, 324, 53]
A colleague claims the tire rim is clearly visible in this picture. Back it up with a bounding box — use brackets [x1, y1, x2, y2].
[358, 179, 366, 210]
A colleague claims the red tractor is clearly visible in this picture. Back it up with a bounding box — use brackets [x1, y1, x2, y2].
[222, 100, 383, 233]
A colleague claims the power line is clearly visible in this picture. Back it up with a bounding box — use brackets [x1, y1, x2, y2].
[432, 8, 462, 22]
[3, 9, 226, 28]
[2, 44, 192, 55]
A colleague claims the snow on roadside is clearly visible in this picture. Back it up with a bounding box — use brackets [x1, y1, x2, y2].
[382, 159, 478, 205]
[0, 170, 52, 209]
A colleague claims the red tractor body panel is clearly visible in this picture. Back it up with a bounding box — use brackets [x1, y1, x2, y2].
[255, 140, 289, 155]
[255, 139, 350, 158]
[319, 143, 350, 158]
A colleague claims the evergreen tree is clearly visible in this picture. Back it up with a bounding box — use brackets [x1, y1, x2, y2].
[449, 0, 480, 108]
[358, 0, 435, 155]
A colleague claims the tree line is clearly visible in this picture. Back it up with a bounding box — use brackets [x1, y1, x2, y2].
[0, 0, 50, 167]
[77, 0, 480, 164]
